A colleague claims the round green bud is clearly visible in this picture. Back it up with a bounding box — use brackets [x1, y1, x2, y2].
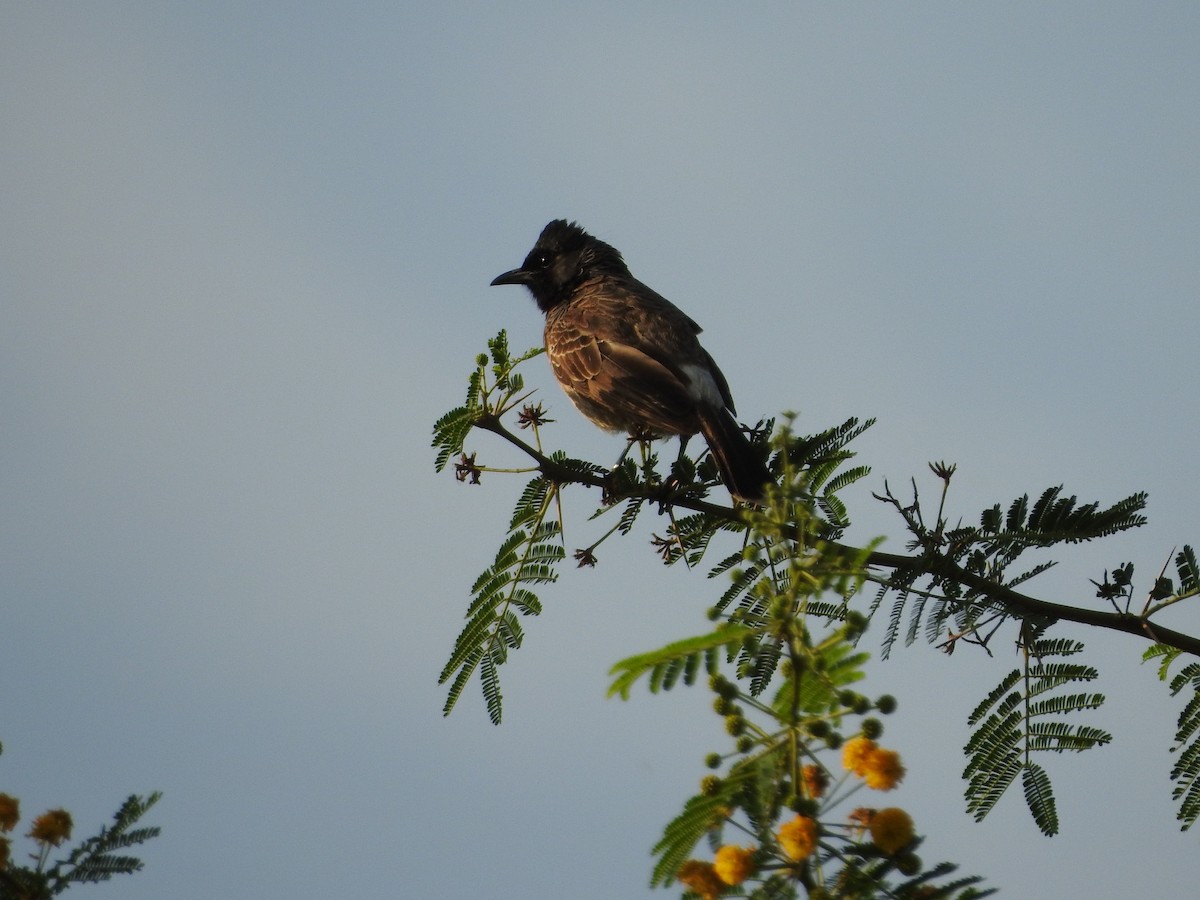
[844, 610, 868, 632]
[735, 735, 754, 753]
[700, 775, 721, 796]
[710, 675, 738, 700]
[805, 719, 830, 739]
[704, 752, 722, 769]
[725, 714, 745, 737]
[876, 694, 898, 715]
[896, 853, 921, 876]
[861, 717, 883, 740]
[789, 796, 819, 816]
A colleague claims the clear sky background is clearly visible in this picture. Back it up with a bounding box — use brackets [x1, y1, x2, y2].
[2, 4, 1198, 898]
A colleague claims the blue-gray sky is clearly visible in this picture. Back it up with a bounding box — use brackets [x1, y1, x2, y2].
[2, 4, 1198, 897]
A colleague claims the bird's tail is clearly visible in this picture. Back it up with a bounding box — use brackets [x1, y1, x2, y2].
[698, 407, 771, 503]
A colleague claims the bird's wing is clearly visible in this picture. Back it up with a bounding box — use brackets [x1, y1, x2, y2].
[611, 281, 738, 415]
[546, 310, 697, 434]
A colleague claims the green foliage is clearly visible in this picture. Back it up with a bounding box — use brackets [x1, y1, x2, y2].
[45, 794, 163, 893]
[875, 482, 1148, 660]
[995, 485, 1148, 546]
[1165, 662, 1200, 830]
[432, 333, 575, 723]
[613, 424, 989, 896]
[434, 333, 1198, 896]
[431, 330, 545, 475]
[963, 638, 1109, 835]
[609, 627, 753, 700]
[650, 760, 759, 888]
[0, 744, 161, 898]
[780, 641, 870, 718]
[1144, 642, 1184, 681]
[1135, 546, 1200, 830]
[439, 506, 564, 723]
[1177, 545, 1200, 595]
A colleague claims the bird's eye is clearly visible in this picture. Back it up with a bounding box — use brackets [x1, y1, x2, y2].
[527, 250, 552, 270]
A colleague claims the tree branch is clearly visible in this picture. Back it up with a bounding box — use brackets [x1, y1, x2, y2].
[472, 413, 1200, 659]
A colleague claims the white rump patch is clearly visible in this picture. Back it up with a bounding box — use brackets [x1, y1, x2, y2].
[681, 363, 725, 407]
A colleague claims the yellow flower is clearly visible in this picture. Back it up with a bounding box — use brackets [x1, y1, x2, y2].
[870, 807, 915, 854]
[802, 764, 829, 799]
[0, 794, 18, 833]
[861, 748, 906, 791]
[0, 836, 10, 871]
[841, 736, 876, 775]
[28, 808, 73, 847]
[677, 859, 725, 900]
[713, 844, 755, 885]
[777, 814, 819, 860]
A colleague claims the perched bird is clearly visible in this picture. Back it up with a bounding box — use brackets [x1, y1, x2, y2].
[490, 219, 770, 502]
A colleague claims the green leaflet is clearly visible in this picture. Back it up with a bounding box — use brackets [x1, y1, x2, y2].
[607, 627, 755, 700]
[963, 639, 1110, 835]
[48, 792, 163, 892]
[1168, 661, 1200, 829]
[439, 511, 564, 724]
[876, 484, 1149, 660]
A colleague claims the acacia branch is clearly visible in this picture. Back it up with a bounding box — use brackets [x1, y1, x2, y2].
[472, 413, 1200, 659]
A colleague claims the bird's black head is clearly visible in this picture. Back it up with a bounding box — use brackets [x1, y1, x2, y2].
[490, 219, 627, 312]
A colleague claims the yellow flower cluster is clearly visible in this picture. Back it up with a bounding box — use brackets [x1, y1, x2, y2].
[677, 843, 756, 897]
[0, 794, 18, 833]
[841, 736, 875, 774]
[677, 859, 725, 900]
[713, 844, 754, 885]
[0, 794, 19, 871]
[841, 736, 906, 790]
[802, 763, 829, 799]
[870, 807, 915, 854]
[29, 808, 73, 847]
[0, 795, 77, 869]
[777, 814, 819, 860]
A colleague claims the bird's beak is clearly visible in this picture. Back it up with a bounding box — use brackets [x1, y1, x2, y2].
[490, 268, 531, 287]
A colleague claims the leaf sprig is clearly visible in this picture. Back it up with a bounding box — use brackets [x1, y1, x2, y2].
[964, 637, 1110, 835]
[432, 329, 1200, 894]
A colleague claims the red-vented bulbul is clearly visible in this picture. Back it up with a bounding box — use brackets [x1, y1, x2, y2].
[491, 219, 769, 502]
